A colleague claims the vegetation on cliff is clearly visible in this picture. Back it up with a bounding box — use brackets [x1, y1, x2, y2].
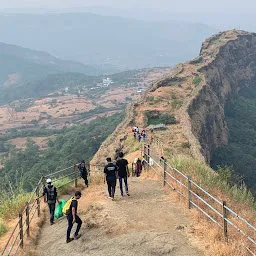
[211, 85, 256, 193]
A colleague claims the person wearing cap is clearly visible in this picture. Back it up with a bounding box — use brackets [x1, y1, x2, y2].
[43, 178, 59, 225]
[66, 191, 82, 243]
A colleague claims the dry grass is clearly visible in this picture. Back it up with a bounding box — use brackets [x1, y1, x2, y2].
[145, 154, 256, 256]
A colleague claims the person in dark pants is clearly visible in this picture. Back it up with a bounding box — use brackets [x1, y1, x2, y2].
[104, 157, 118, 200]
[78, 160, 88, 187]
[43, 178, 59, 225]
[66, 191, 82, 243]
[116, 152, 130, 196]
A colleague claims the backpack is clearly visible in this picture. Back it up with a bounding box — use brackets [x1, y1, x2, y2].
[62, 197, 75, 216]
[46, 186, 56, 204]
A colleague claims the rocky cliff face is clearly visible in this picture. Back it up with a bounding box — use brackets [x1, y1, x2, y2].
[189, 31, 256, 162]
[93, 30, 256, 166]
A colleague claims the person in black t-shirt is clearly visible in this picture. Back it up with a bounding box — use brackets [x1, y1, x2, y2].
[66, 191, 82, 243]
[104, 157, 118, 200]
[78, 160, 88, 187]
[116, 152, 130, 196]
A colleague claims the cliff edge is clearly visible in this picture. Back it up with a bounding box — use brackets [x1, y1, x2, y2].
[92, 30, 256, 165]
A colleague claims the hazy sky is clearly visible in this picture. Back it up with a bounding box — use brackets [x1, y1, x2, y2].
[0, 0, 256, 13]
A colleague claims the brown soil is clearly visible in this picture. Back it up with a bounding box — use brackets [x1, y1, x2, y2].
[36, 177, 204, 256]
[8, 136, 55, 150]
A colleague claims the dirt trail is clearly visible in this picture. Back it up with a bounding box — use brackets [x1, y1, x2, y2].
[36, 178, 204, 256]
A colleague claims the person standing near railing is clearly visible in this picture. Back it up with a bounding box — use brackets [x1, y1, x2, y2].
[78, 160, 88, 188]
[43, 178, 59, 225]
[116, 152, 130, 196]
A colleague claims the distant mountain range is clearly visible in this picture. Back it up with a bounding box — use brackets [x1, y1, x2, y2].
[0, 42, 104, 86]
[0, 13, 217, 70]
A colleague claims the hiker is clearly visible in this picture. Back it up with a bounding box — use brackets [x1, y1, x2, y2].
[104, 157, 118, 200]
[138, 134, 142, 142]
[116, 152, 130, 196]
[43, 178, 59, 225]
[135, 158, 143, 177]
[114, 148, 121, 161]
[142, 132, 146, 142]
[133, 132, 137, 140]
[66, 191, 82, 243]
[78, 160, 88, 187]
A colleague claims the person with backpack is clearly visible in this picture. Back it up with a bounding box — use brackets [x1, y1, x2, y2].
[43, 178, 59, 225]
[116, 152, 130, 196]
[66, 191, 82, 243]
[78, 160, 88, 187]
[104, 157, 118, 200]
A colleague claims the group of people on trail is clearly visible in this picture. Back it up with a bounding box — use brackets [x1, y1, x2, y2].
[42, 151, 133, 244]
[43, 179, 82, 243]
[132, 126, 147, 142]
[104, 151, 130, 200]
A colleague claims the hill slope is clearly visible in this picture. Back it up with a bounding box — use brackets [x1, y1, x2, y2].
[0, 13, 216, 70]
[0, 42, 101, 86]
[92, 30, 256, 192]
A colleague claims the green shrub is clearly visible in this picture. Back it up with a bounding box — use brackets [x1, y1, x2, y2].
[189, 56, 203, 64]
[172, 99, 183, 109]
[0, 218, 8, 236]
[192, 76, 202, 86]
[181, 142, 190, 148]
[144, 111, 176, 125]
[146, 96, 155, 102]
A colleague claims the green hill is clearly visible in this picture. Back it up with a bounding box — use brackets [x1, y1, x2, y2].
[0, 42, 102, 86]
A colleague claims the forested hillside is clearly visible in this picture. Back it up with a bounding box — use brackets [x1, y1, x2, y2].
[0, 42, 102, 86]
[0, 112, 123, 195]
[211, 84, 256, 192]
[0, 73, 95, 105]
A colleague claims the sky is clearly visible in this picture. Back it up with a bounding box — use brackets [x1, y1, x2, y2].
[0, 0, 256, 13]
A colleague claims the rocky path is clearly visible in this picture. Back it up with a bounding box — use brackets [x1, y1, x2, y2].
[36, 177, 204, 256]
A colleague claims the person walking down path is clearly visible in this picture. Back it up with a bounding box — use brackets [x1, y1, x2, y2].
[43, 178, 59, 225]
[116, 152, 130, 196]
[104, 157, 118, 200]
[78, 160, 88, 187]
[135, 159, 143, 177]
[66, 191, 82, 243]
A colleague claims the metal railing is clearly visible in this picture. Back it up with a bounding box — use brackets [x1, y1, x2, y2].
[0, 162, 108, 256]
[143, 144, 256, 255]
[0, 164, 81, 256]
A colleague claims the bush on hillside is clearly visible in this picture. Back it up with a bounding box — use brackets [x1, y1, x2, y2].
[144, 110, 176, 126]
[192, 75, 202, 86]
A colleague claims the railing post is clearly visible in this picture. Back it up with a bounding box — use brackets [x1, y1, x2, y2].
[147, 144, 151, 170]
[25, 202, 30, 237]
[19, 213, 24, 249]
[42, 175, 46, 187]
[74, 163, 78, 188]
[222, 201, 228, 242]
[36, 185, 40, 217]
[187, 176, 192, 209]
[163, 161, 167, 186]
[88, 163, 91, 177]
[143, 144, 147, 163]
